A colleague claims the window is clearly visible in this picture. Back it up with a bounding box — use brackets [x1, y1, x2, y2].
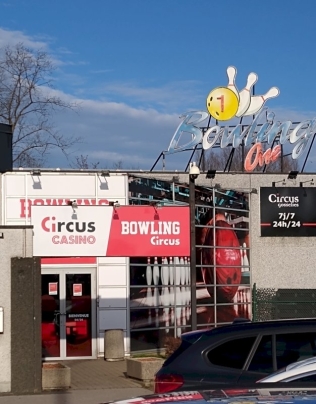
[287, 373, 316, 383]
[207, 337, 256, 369]
[276, 332, 316, 369]
[248, 335, 273, 373]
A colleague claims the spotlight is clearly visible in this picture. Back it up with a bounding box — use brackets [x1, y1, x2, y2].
[272, 179, 285, 187]
[31, 169, 41, 176]
[206, 169, 216, 179]
[288, 171, 299, 180]
[109, 201, 120, 208]
[101, 170, 110, 177]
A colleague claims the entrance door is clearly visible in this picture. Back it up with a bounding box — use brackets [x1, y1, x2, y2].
[41, 269, 96, 359]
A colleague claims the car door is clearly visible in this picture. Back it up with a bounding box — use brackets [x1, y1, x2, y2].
[201, 335, 258, 385]
[238, 334, 274, 383]
[239, 330, 316, 384]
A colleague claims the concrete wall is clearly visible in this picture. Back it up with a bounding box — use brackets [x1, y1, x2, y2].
[0, 226, 33, 393]
[133, 171, 316, 291]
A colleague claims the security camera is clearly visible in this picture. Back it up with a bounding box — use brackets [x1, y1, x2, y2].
[189, 162, 200, 180]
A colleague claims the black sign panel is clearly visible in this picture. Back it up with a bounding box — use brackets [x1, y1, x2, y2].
[260, 187, 316, 237]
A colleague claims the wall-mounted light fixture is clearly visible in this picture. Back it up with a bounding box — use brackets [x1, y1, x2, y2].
[300, 179, 314, 187]
[109, 201, 120, 208]
[206, 169, 216, 179]
[288, 171, 299, 180]
[67, 199, 78, 209]
[31, 169, 41, 176]
[101, 170, 110, 177]
[272, 179, 286, 187]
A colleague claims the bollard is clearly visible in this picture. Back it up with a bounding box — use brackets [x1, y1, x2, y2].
[104, 329, 124, 361]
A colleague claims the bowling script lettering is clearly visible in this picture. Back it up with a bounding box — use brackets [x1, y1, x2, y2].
[166, 66, 316, 171]
[121, 220, 181, 246]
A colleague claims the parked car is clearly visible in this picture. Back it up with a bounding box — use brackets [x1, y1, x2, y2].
[258, 356, 316, 383]
[103, 387, 316, 404]
[154, 318, 316, 393]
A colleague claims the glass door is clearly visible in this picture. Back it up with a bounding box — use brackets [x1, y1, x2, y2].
[41, 269, 96, 360]
[65, 274, 92, 357]
[42, 274, 61, 358]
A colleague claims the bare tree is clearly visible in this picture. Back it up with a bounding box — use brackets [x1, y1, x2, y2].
[71, 154, 100, 169]
[0, 43, 80, 167]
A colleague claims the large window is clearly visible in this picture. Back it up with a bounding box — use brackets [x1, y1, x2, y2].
[129, 176, 251, 352]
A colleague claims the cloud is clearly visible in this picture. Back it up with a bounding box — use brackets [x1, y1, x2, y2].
[0, 27, 49, 50]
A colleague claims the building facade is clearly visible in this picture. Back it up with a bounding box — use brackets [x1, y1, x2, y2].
[1, 169, 316, 360]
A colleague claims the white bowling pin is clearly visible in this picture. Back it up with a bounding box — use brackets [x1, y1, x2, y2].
[146, 287, 152, 325]
[169, 257, 174, 285]
[181, 286, 187, 327]
[162, 287, 170, 333]
[174, 256, 180, 285]
[243, 87, 280, 116]
[235, 72, 258, 117]
[187, 257, 191, 285]
[186, 286, 191, 321]
[154, 287, 159, 326]
[240, 246, 244, 272]
[161, 257, 169, 286]
[242, 243, 250, 269]
[184, 257, 189, 285]
[226, 66, 239, 99]
[180, 257, 185, 285]
[153, 257, 160, 285]
[146, 257, 152, 286]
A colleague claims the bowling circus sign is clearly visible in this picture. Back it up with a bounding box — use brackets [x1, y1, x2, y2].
[31, 205, 190, 257]
[165, 66, 316, 172]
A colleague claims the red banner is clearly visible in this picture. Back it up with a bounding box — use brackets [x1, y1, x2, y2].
[106, 206, 190, 257]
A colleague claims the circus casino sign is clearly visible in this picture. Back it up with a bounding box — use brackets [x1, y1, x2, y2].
[165, 66, 316, 172]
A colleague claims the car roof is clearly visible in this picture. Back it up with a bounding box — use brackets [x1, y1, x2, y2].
[202, 317, 316, 335]
[105, 388, 316, 404]
[286, 356, 316, 371]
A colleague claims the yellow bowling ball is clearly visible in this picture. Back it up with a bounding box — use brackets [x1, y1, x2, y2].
[206, 86, 239, 121]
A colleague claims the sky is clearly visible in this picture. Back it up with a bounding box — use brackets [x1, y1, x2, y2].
[1, 0, 316, 171]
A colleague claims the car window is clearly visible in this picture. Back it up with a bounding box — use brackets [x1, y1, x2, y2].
[287, 373, 316, 383]
[248, 335, 273, 373]
[207, 336, 256, 369]
[276, 332, 316, 369]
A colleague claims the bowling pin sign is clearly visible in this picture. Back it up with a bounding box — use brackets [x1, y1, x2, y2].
[226, 66, 239, 99]
[243, 87, 280, 116]
[146, 257, 152, 286]
[235, 72, 258, 117]
[153, 257, 160, 285]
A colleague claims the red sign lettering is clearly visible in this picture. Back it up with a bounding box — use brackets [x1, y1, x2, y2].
[19, 198, 109, 218]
